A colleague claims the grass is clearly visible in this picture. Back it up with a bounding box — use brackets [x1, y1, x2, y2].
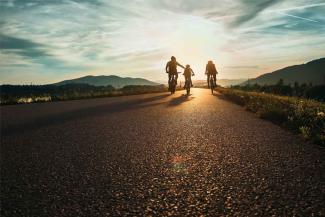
[0, 85, 185, 105]
[217, 87, 325, 146]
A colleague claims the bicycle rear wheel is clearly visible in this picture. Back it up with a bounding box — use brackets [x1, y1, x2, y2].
[187, 87, 190, 95]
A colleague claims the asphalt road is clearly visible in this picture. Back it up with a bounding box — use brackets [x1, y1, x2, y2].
[1, 88, 324, 216]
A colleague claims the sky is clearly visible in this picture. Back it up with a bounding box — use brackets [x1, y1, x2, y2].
[0, 0, 325, 84]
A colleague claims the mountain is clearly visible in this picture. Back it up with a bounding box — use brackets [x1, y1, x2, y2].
[217, 79, 247, 87]
[193, 79, 246, 87]
[244, 58, 325, 85]
[54, 75, 160, 88]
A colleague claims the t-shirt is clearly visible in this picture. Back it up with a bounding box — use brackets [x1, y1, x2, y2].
[183, 68, 193, 77]
[168, 61, 177, 73]
[166, 61, 183, 73]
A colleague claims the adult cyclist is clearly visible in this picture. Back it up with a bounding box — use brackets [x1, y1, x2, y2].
[205, 60, 218, 87]
[165, 56, 185, 88]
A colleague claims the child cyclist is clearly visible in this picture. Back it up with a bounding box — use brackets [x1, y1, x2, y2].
[183, 64, 195, 88]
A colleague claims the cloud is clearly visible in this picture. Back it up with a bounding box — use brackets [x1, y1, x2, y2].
[225, 65, 259, 69]
[227, 0, 282, 27]
[0, 34, 81, 72]
[0, 0, 103, 8]
[203, 1, 325, 28]
[0, 34, 50, 58]
[0, 0, 325, 83]
[266, 2, 325, 12]
[278, 12, 319, 23]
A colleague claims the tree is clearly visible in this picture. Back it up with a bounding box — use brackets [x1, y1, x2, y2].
[277, 79, 284, 86]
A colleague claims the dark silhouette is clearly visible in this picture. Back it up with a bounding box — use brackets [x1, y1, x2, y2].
[0, 84, 167, 105]
[209, 76, 216, 94]
[183, 65, 195, 95]
[169, 75, 177, 94]
[242, 58, 325, 85]
[165, 56, 185, 89]
[231, 79, 325, 102]
[183, 64, 195, 88]
[205, 60, 218, 87]
[54, 75, 159, 88]
[168, 94, 194, 106]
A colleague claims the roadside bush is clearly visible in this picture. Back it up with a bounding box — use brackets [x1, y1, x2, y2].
[218, 87, 325, 145]
[231, 82, 325, 102]
[0, 84, 171, 105]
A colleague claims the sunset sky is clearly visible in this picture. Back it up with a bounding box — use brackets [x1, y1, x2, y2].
[1, 0, 325, 84]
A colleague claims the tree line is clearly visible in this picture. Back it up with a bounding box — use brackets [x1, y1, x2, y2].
[0, 83, 166, 105]
[231, 79, 325, 102]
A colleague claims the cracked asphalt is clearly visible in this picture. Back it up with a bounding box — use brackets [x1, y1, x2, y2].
[1, 88, 324, 216]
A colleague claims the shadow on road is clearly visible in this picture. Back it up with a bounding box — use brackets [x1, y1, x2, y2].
[168, 94, 195, 107]
[212, 92, 246, 108]
[2, 93, 171, 136]
[212, 92, 228, 100]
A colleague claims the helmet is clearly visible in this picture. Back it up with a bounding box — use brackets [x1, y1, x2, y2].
[171, 56, 176, 61]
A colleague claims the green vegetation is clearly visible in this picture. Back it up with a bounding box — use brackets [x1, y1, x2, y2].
[0, 84, 168, 105]
[232, 80, 325, 102]
[218, 87, 325, 145]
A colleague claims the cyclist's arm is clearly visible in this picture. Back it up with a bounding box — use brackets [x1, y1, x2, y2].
[205, 65, 208, 75]
[177, 62, 185, 69]
[190, 68, 195, 76]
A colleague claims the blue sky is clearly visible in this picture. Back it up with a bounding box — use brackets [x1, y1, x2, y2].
[0, 0, 325, 84]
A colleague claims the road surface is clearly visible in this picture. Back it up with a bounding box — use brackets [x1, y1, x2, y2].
[1, 88, 324, 216]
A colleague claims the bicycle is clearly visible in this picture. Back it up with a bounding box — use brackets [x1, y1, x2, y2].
[184, 78, 191, 95]
[169, 74, 177, 94]
[209, 76, 216, 94]
[184, 73, 194, 95]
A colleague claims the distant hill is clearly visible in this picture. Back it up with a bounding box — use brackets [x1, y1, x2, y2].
[54, 75, 160, 88]
[217, 79, 247, 87]
[193, 79, 246, 87]
[244, 58, 325, 85]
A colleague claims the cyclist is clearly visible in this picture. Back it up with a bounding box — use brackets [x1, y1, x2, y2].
[205, 60, 218, 87]
[165, 56, 185, 88]
[183, 64, 195, 88]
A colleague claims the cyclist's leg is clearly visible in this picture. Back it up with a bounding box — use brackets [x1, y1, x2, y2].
[213, 74, 217, 86]
[168, 73, 172, 90]
[183, 76, 187, 88]
[186, 76, 190, 86]
[207, 74, 210, 87]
